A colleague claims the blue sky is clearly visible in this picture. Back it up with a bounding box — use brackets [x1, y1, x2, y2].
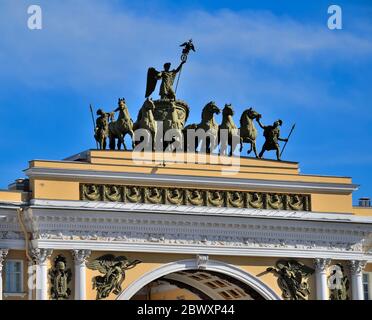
[0, 0, 371, 204]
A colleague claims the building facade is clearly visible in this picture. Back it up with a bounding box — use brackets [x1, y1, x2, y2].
[0, 150, 371, 300]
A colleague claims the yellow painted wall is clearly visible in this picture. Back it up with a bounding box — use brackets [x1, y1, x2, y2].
[364, 264, 372, 273]
[352, 207, 372, 217]
[311, 193, 353, 213]
[0, 190, 27, 203]
[26, 151, 357, 214]
[31, 179, 79, 201]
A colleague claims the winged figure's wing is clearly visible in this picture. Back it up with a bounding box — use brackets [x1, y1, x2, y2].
[300, 264, 315, 275]
[97, 254, 116, 262]
[114, 256, 128, 263]
[145, 67, 159, 98]
[86, 254, 116, 274]
[289, 260, 314, 276]
[86, 260, 108, 274]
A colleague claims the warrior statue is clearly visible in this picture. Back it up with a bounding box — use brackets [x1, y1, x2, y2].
[145, 60, 186, 100]
[94, 109, 110, 150]
[257, 118, 288, 161]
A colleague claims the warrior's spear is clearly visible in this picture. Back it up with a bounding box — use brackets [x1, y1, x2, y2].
[89, 104, 99, 149]
[280, 123, 296, 158]
[175, 65, 183, 94]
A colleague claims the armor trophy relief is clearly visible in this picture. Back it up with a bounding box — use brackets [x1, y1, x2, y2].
[91, 39, 294, 161]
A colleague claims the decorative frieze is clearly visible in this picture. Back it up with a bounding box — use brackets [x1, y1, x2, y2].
[80, 183, 311, 211]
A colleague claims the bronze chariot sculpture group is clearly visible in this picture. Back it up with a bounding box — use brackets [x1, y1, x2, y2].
[92, 40, 294, 161]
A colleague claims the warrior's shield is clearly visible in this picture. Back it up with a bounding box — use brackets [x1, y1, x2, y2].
[145, 67, 158, 98]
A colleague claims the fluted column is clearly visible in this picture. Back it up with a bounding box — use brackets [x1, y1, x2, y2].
[0, 249, 9, 300]
[72, 250, 91, 300]
[32, 249, 53, 300]
[348, 260, 367, 300]
[314, 258, 331, 300]
[27, 261, 34, 300]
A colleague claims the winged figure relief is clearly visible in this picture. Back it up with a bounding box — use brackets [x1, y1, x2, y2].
[267, 260, 314, 300]
[86, 254, 142, 300]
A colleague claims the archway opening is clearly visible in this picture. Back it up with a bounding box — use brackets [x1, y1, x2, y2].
[130, 270, 265, 300]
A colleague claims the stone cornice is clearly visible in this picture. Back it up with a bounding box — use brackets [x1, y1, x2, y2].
[24, 167, 358, 194]
[23, 201, 372, 261]
[28, 199, 372, 224]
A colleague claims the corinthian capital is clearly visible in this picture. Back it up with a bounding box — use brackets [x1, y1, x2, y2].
[314, 258, 331, 272]
[72, 249, 91, 265]
[31, 248, 53, 265]
[348, 260, 367, 275]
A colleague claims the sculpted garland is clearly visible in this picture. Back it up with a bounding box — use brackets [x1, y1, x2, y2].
[92, 40, 293, 160]
[81, 183, 311, 211]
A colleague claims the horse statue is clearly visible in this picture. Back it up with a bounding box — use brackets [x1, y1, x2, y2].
[239, 107, 261, 157]
[133, 98, 157, 150]
[183, 101, 220, 153]
[108, 98, 134, 150]
[218, 104, 240, 156]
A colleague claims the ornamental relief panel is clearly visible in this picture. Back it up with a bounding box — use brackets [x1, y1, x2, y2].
[80, 183, 311, 211]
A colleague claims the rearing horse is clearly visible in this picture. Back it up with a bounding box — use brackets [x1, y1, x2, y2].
[108, 98, 134, 150]
[239, 107, 261, 158]
[183, 101, 220, 153]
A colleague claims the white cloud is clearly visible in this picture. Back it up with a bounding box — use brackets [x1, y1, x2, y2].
[0, 0, 371, 115]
